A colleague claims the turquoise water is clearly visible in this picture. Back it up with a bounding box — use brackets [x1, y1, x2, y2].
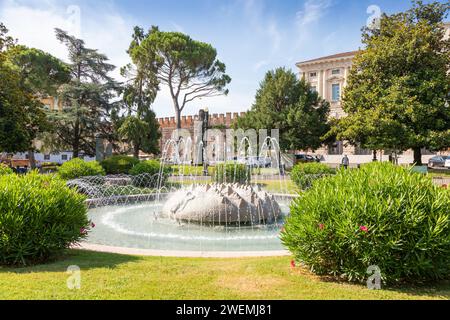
[87, 200, 290, 252]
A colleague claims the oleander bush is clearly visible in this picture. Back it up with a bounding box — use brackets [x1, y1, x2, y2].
[212, 163, 251, 184]
[0, 164, 13, 175]
[100, 155, 139, 174]
[58, 158, 105, 180]
[0, 172, 90, 266]
[281, 162, 450, 284]
[129, 160, 169, 188]
[290, 162, 334, 189]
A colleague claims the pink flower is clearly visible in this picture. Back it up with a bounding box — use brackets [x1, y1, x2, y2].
[318, 223, 325, 230]
[80, 227, 87, 235]
[91, 222, 96, 228]
[290, 260, 296, 269]
[359, 225, 368, 233]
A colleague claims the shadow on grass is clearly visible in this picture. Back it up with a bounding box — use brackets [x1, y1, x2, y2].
[293, 266, 450, 299]
[0, 249, 143, 274]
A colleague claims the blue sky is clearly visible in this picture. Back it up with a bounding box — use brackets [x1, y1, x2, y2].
[0, 0, 444, 117]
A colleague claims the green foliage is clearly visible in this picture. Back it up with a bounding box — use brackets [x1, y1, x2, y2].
[58, 158, 105, 180]
[0, 164, 13, 175]
[0, 172, 89, 265]
[100, 155, 139, 174]
[235, 68, 330, 151]
[129, 160, 169, 188]
[331, 1, 450, 164]
[290, 162, 334, 190]
[0, 24, 47, 153]
[48, 28, 118, 158]
[282, 162, 450, 284]
[129, 26, 231, 128]
[212, 163, 251, 184]
[117, 113, 160, 158]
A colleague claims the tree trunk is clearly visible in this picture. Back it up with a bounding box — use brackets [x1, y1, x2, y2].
[133, 144, 140, 159]
[73, 119, 80, 158]
[413, 147, 422, 166]
[176, 109, 182, 129]
[28, 150, 36, 169]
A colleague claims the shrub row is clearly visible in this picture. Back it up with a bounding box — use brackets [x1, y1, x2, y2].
[0, 172, 90, 266]
[282, 162, 450, 284]
[290, 162, 334, 190]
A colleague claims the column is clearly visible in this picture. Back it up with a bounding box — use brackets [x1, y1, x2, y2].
[343, 66, 348, 87]
[318, 70, 323, 98]
[322, 69, 328, 101]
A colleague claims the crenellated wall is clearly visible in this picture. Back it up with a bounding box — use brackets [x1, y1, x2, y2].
[157, 111, 245, 158]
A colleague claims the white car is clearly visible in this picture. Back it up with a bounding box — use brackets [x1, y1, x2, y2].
[445, 158, 450, 168]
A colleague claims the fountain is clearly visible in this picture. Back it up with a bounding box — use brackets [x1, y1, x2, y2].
[162, 183, 281, 224]
[74, 132, 294, 253]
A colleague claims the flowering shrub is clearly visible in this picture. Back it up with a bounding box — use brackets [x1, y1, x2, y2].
[58, 158, 105, 180]
[290, 162, 334, 190]
[281, 162, 450, 284]
[0, 172, 90, 266]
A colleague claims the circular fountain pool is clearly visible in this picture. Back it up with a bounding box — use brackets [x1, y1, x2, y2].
[86, 194, 292, 253]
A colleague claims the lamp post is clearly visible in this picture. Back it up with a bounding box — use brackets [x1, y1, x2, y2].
[199, 108, 209, 176]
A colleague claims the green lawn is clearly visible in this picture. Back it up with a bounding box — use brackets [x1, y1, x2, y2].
[0, 250, 448, 300]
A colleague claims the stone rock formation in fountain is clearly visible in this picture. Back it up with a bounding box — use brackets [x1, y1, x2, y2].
[162, 183, 281, 224]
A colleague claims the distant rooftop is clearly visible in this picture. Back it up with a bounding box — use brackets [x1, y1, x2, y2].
[296, 51, 358, 66]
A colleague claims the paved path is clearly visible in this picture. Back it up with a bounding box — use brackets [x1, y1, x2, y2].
[77, 242, 290, 258]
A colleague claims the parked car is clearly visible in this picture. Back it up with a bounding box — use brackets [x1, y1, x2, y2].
[238, 156, 272, 168]
[294, 154, 320, 164]
[445, 157, 450, 168]
[428, 156, 449, 168]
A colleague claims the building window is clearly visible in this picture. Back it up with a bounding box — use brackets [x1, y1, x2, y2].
[25, 154, 30, 160]
[332, 84, 341, 101]
[44, 154, 51, 161]
[309, 72, 317, 78]
[61, 154, 68, 161]
[332, 69, 341, 75]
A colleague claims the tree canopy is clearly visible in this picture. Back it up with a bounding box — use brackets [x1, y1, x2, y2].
[332, 0, 450, 164]
[236, 68, 330, 152]
[47, 28, 119, 158]
[129, 26, 231, 129]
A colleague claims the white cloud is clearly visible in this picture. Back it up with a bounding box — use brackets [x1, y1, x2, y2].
[0, 0, 134, 80]
[253, 59, 269, 71]
[296, 0, 332, 29]
[0, 0, 256, 118]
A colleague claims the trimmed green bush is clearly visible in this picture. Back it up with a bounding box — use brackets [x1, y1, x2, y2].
[282, 162, 450, 284]
[212, 163, 251, 184]
[290, 162, 334, 189]
[0, 164, 13, 175]
[58, 158, 105, 180]
[0, 172, 90, 266]
[129, 160, 169, 188]
[100, 155, 139, 174]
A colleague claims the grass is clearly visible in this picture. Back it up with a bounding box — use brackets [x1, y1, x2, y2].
[0, 250, 448, 300]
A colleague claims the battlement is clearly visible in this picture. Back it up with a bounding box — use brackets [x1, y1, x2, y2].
[158, 112, 246, 129]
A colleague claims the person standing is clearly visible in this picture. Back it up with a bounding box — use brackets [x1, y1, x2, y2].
[341, 155, 350, 169]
